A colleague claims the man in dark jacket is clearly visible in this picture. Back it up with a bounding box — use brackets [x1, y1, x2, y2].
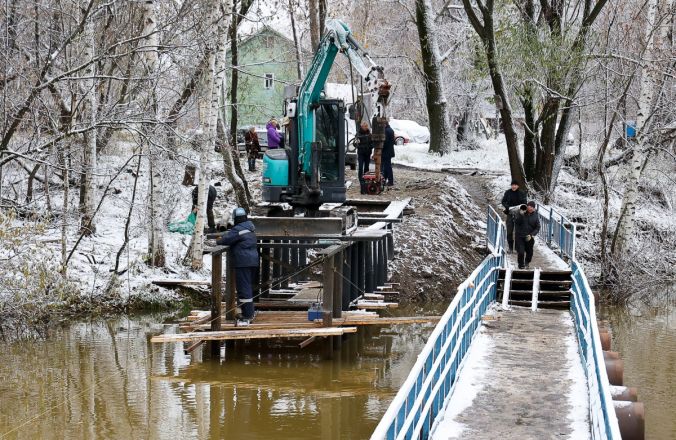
[512, 201, 540, 269]
[217, 207, 258, 324]
[244, 127, 260, 171]
[192, 184, 218, 231]
[381, 122, 395, 186]
[501, 180, 527, 252]
[356, 121, 373, 194]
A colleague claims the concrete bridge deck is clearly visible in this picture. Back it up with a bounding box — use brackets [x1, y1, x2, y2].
[430, 242, 589, 440]
[430, 306, 588, 440]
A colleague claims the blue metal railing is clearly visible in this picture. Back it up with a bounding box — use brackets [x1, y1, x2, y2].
[536, 203, 576, 261]
[372, 201, 620, 440]
[371, 210, 506, 440]
[540, 205, 620, 440]
[569, 263, 622, 439]
[486, 206, 506, 255]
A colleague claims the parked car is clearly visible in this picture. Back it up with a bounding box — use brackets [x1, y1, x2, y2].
[394, 131, 410, 146]
[389, 119, 430, 144]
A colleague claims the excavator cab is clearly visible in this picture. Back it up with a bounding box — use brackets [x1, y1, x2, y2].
[262, 99, 345, 207]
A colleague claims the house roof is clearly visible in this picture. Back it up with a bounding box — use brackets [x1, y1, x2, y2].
[239, 26, 295, 49]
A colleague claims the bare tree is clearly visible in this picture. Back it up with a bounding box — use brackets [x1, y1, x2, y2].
[462, 0, 527, 185]
[612, 0, 673, 255]
[415, 0, 453, 155]
[191, 0, 233, 269]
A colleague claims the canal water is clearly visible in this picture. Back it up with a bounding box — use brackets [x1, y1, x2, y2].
[599, 286, 676, 440]
[2, 296, 674, 440]
[0, 306, 439, 440]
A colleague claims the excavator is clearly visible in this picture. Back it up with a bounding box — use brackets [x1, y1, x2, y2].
[261, 19, 391, 211]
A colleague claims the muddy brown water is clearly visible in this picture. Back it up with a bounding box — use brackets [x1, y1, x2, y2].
[599, 290, 676, 440]
[0, 306, 442, 440]
[2, 293, 674, 440]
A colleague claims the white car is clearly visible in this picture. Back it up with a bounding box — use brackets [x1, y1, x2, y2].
[389, 119, 430, 144]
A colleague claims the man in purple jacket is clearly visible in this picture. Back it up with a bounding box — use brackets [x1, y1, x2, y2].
[266, 118, 282, 149]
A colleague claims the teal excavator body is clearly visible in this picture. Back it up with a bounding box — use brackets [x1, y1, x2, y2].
[262, 20, 389, 208]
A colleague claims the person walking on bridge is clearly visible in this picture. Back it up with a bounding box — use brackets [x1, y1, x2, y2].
[512, 201, 540, 269]
[501, 179, 527, 253]
[217, 207, 258, 325]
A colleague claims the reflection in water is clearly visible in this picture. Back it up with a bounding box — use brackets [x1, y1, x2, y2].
[599, 286, 676, 440]
[0, 312, 434, 439]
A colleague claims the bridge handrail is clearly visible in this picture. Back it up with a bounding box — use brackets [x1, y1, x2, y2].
[537, 203, 621, 439]
[486, 205, 507, 255]
[535, 202, 576, 261]
[570, 261, 622, 440]
[370, 253, 503, 440]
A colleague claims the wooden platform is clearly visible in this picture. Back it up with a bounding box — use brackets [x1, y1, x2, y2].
[180, 310, 439, 332]
[151, 326, 358, 343]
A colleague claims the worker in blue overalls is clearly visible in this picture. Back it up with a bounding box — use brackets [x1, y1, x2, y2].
[217, 207, 258, 325]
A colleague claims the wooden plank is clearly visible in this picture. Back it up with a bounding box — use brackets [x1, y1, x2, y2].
[151, 327, 358, 343]
[182, 315, 438, 331]
[153, 279, 211, 287]
[363, 293, 385, 300]
[355, 301, 398, 309]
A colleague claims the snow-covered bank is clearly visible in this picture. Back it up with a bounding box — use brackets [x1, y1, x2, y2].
[391, 136, 676, 287]
[0, 147, 247, 326]
[393, 138, 508, 172]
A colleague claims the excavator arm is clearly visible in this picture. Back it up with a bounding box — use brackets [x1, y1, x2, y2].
[262, 19, 390, 207]
[294, 19, 390, 179]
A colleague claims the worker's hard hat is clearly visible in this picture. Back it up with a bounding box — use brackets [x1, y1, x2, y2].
[233, 207, 248, 225]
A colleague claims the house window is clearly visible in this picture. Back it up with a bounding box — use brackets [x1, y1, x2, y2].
[264, 73, 274, 89]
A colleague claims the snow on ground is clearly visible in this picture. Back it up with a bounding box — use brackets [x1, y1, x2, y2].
[564, 314, 592, 440]
[393, 137, 508, 172]
[0, 145, 253, 321]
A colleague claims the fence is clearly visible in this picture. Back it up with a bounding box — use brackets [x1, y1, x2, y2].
[372, 201, 620, 440]
[569, 264, 622, 439]
[486, 206, 506, 255]
[541, 204, 620, 440]
[536, 203, 576, 261]
[371, 210, 506, 440]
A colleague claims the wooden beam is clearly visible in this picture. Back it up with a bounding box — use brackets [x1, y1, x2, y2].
[151, 327, 358, 343]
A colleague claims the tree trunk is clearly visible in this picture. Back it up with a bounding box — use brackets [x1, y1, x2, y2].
[218, 118, 249, 208]
[309, 0, 319, 49]
[229, 0, 240, 148]
[318, 0, 327, 36]
[80, 11, 97, 235]
[612, 0, 660, 256]
[191, 0, 233, 269]
[61, 143, 69, 277]
[143, 0, 166, 267]
[520, 89, 536, 181]
[463, 0, 527, 186]
[415, 0, 453, 155]
[289, 0, 303, 80]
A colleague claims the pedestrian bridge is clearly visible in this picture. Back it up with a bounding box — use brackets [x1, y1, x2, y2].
[371, 204, 624, 440]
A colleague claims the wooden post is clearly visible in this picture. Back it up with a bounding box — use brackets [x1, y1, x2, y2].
[322, 255, 334, 327]
[209, 252, 223, 357]
[225, 249, 236, 321]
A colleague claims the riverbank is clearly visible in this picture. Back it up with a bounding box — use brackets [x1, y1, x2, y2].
[0, 146, 493, 329]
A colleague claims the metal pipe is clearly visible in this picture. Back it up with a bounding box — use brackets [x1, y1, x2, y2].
[261, 240, 270, 298]
[281, 240, 290, 289]
[365, 241, 375, 294]
[351, 243, 359, 301]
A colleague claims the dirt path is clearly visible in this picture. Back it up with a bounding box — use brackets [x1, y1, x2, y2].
[346, 165, 494, 302]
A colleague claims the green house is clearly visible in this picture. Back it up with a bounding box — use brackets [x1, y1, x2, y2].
[227, 27, 299, 128]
